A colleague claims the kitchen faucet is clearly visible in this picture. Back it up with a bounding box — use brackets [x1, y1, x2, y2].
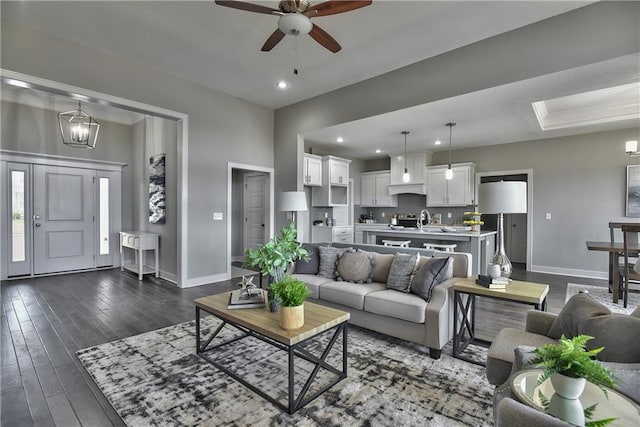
[417, 209, 432, 231]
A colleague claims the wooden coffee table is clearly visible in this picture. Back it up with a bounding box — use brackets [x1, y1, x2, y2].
[452, 277, 549, 365]
[194, 292, 350, 414]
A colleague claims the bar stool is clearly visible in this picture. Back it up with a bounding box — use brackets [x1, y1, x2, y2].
[382, 240, 411, 248]
[423, 243, 457, 252]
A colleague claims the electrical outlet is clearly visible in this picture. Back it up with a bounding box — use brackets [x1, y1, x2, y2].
[381, 212, 385, 218]
[447, 212, 452, 219]
[545, 213, 551, 220]
[213, 212, 223, 220]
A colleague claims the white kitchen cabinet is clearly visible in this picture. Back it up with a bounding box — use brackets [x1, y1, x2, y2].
[426, 162, 475, 207]
[303, 154, 322, 186]
[329, 158, 349, 185]
[389, 152, 427, 186]
[311, 225, 353, 243]
[312, 155, 351, 206]
[360, 171, 398, 207]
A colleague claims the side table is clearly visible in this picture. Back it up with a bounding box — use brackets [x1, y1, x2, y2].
[452, 277, 549, 365]
[119, 231, 159, 280]
[511, 369, 640, 426]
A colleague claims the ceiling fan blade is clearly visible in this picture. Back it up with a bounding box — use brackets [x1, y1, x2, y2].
[309, 24, 341, 53]
[305, 1, 372, 17]
[261, 29, 286, 51]
[215, 1, 280, 15]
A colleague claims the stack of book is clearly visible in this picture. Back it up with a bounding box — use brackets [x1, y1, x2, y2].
[475, 274, 509, 289]
[227, 289, 265, 309]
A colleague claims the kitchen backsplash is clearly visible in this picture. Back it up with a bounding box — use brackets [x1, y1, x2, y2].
[355, 194, 474, 225]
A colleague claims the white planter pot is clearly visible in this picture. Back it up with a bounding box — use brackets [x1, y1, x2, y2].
[550, 373, 586, 399]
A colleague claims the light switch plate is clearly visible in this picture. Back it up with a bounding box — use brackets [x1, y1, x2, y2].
[213, 212, 223, 220]
[545, 213, 551, 220]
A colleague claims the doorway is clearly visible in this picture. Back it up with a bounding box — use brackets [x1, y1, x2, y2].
[227, 163, 274, 280]
[2, 155, 123, 278]
[477, 170, 532, 271]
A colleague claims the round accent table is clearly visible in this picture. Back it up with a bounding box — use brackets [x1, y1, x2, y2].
[510, 369, 640, 426]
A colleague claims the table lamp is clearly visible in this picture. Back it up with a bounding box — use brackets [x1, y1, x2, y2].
[478, 181, 527, 278]
[279, 191, 308, 225]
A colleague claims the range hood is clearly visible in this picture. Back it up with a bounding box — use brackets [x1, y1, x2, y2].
[388, 183, 427, 196]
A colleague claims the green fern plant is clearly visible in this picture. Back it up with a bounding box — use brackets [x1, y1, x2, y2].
[270, 275, 311, 307]
[530, 335, 617, 395]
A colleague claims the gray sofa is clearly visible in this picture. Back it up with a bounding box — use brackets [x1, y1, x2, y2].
[292, 242, 472, 359]
[487, 293, 640, 426]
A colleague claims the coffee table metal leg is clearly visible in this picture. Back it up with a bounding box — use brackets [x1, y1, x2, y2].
[288, 345, 295, 414]
[343, 323, 348, 375]
[195, 306, 201, 354]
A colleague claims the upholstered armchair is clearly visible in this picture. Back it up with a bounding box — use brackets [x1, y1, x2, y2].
[486, 293, 640, 426]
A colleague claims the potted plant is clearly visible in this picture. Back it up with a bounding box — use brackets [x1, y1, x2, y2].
[244, 222, 308, 311]
[270, 275, 312, 330]
[530, 335, 617, 400]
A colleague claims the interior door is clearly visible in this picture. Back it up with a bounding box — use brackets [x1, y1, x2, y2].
[33, 165, 95, 274]
[506, 213, 527, 264]
[243, 173, 266, 253]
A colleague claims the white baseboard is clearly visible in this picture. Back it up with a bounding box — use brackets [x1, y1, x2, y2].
[159, 270, 178, 284]
[530, 265, 608, 280]
[232, 255, 244, 262]
[182, 272, 230, 288]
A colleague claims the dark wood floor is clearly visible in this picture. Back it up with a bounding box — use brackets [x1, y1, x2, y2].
[1, 267, 607, 426]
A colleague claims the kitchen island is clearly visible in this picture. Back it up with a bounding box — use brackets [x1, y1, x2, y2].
[360, 227, 496, 275]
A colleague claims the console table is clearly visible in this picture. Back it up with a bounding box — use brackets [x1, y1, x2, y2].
[119, 231, 159, 280]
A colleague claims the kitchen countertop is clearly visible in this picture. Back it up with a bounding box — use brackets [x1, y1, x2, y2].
[359, 226, 497, 238]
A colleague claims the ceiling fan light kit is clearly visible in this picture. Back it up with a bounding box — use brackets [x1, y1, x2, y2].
[215, 0, 372, 53]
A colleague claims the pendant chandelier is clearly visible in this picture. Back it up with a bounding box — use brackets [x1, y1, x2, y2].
[401, 130, 410, 183]
[445, 122, 456, 180]
[58, 101, 100, 149]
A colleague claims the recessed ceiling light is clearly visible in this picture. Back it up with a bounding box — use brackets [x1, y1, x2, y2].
[276, 81, 288, 89]
[434, 140, 442, 145]
[336, 136, 344, 143]
[375, 149, 382, 153]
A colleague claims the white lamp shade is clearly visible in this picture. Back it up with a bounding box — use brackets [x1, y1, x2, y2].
[478, 181, 527, 214]
[279, 191, 308, 212]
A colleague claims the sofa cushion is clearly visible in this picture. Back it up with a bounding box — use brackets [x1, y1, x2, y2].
[293, 274, 333, 299]
[386, 253, 418, 292]
[364, 289, 428, 323]
[357, 251, 394, 283]
[336, 250, 375, 283]
[317, 245, 348, 279]
[319, 281, 387, 310]
[294, 243, 321, 275]
[410, 257, 453, 302]
[582, 313, 640, 363]
[548, 293, 610, 339]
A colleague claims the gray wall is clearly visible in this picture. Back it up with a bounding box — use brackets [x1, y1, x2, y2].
[431, 127, 640, 277]
[1, 99, 135, 234]
[2, 20, 275, 283]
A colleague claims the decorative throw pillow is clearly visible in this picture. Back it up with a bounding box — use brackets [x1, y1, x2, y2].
[370, 252, 395, 283]
[410, 257, 453, 302]
[336, 249, 375, 283]
[294, 243, 320, 275]
[547, 293, 610, 339]
[386, 253, 418, 292]
[548, 293, 640, 363]
[317, 245, 347, 279]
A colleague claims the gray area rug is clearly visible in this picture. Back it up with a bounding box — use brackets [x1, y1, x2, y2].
[566, 283, 639, 314]
[77, 316, 493, 426]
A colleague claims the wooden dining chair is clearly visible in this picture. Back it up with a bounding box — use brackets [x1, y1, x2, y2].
[620, 224, 640, 308]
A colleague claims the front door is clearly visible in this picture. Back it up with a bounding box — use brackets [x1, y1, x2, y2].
[33, 165, 95, 274]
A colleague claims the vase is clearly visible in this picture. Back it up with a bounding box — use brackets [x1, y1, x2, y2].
[487, 263, 502, 279]
[550, 373, 586, 400]
[547, 393, 585, 426]
[280, 304, 304, 330]
[267, 287, 279, 312]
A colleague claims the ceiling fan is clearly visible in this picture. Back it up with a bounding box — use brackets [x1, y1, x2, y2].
[215, 0, 372, 53]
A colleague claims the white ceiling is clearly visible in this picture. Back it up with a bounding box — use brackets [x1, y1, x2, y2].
[2, 1, 638, 160]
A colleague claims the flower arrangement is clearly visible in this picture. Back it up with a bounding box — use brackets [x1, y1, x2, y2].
[463, 211, 484, 231]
